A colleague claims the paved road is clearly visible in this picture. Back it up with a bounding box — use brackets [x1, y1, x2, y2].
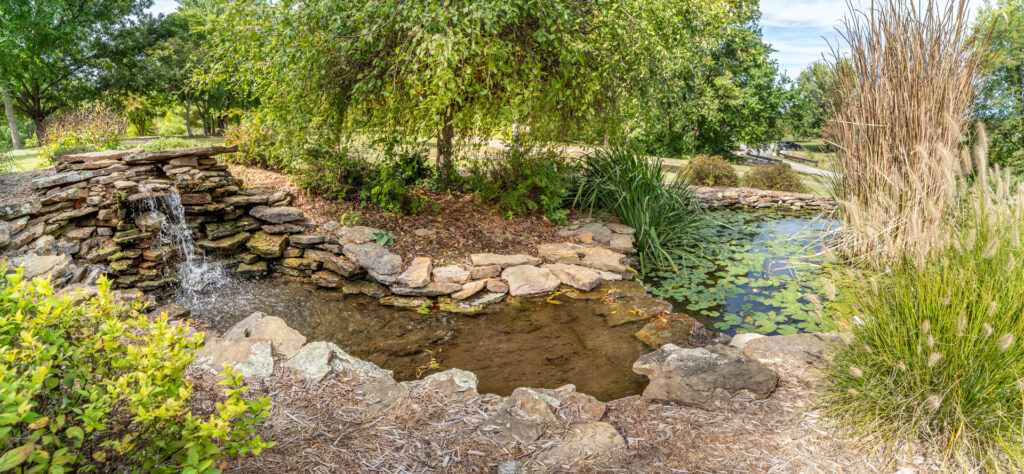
[776, 158, 840, 179]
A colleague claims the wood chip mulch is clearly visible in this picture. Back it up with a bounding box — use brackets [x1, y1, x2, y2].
[227, 165, 567, 264]
[0, 167, 52, 203]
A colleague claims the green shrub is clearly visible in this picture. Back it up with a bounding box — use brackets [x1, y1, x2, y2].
[464, 146, 577, 223]
[822, 168, 1024, 469]
[0, 145, 14, 174]
[686, 154, 739, 187]
[0, 267, 273, 473]
[574, 145, 702, 272]
[295, 146, 376, 200]
[40, 105, 127, 164]
[744, 162, 806, 192]
[143, 137, 194, 151]
[156, 110, 187, 137]
[223, 121, 278, 168]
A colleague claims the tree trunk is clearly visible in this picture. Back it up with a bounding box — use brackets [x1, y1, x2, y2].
[32, 116, 47, 145]
[185, 98, 193, 138]
[435, 114, 456, 191]
[2, 89, 21, 149]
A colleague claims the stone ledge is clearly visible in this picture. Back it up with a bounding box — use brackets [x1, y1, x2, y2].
[693, 186, 837, 210]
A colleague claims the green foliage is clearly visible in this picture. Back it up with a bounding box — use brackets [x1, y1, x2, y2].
[574, 145, 702, 272]
[975, 0, 1024, 172]
[123, 93, 156, 136]
[0, 144, 14, 174]
[295, 147, 376, 200]
[0, 0, 164, 139]
[40, 105, 128, 164]
[782, 61, 841, 141]
[372, 231, 395, 247]
[156, 110, 188, 137]
[648, 210, 837, 335]
[744, 162, 807, 192]
[686, 154, 740, 187]
[223, 120, 278, 168]
[0, 267, 273, 473]
[822, 198, 1024, 470]
[143, 137, 195, 151]
[464, 146, 576, 224]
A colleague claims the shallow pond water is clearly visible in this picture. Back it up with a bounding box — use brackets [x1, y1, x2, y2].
[173, 278, 653, 401]
[647, 210, 839, 336]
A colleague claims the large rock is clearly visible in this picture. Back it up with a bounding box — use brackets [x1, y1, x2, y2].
[741, 333, 841, 377]
[334, 225, 384, 245]
[197, 232, 251, 252]
[580, 247, 630, 276]
[535, 422, 626, 465]
[405, 368, 478, 396]
[397, 257, 432, 288]
[284, 341, 392, 381]
[542, 263, 602, 291]
[249, 205, 304, 224]
[356, 379, 411, 417]
[502, 265, 561, 296]
[632, 344, 779, 408]
[432, 264, 469, 284]
[343, 243, 401, 283]
[537, 243, 581, 265]
[246, 231, 288, 258]
[195, 339, 274, 379]
[609, 234, 636, 254]
[249, 316, 307, 358]
[305, 249, 360, 277]
[470, 253, 541, 268]
[223, 312, 266, 339]
[2, 254, 72, 284]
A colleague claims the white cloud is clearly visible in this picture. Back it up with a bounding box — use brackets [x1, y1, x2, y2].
[148, 0, 179, 15]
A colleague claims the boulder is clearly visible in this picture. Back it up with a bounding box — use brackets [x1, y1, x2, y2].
[575, 222, 613, 244]
[502, 265, 561, 296]
[397, 257, 432, 288]
[246, 231, 288, 258]
[249, 316, 307, 358]
[432, 264, 470, 284]
[249, 205, 303, 224]
[343, 243, 402, 283]
[741, 333, 841, 373]
[580, 247, 630, 275]
[728, 333, 765, 349]
[223, 312, 266, 339]
[632, 344, 779, 408]
[537, 243, 581, 264]
[284, 341, 392, 380]
[451, 279, 487, 300]
[334, 225, 384, 245]
[470, 253, 542, 268]
[195, 338, 274, 379]
[305, 249, 360, 277]
[542, 263, 602, 291]
[535, 422, 626, 465]
[2, 254, 72, 284]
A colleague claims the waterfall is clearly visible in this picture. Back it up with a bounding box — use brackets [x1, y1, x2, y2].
[135, 188, 231, 297]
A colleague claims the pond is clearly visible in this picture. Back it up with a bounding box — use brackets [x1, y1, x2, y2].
[172, 278, 656, 401]
[646, 209, 839, 336]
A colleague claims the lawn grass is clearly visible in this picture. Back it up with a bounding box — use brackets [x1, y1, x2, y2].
[7, 147, 43, 171]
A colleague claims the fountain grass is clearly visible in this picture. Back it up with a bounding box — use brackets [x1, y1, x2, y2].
[821, 161, 1024, 470]
[573, 145, 702, 273]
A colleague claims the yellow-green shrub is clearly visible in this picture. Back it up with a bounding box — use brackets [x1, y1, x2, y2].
[686, 154, 739, 187]
[743, 162, 806, 192]
[0, 267, 273, 473]
[40, 105, 127, 165]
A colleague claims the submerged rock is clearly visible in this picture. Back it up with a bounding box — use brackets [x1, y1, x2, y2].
[632, 344, 779, 408]
[379, 295, 432, 309]
[390, 281, 461, 297]
[633, 316, 715, 348]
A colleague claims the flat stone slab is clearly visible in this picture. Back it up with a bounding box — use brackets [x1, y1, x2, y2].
[122, 145, 238, 163]
[334, 225, 384, 245]
[343, 243, 401, 281]
[250, 205, 304, 224]
[58, 148, 142, 164]
[391, 281, 461, 297]
[542, 263, 602, 291]
[470, 253, 541, 268]
[305, 249, 360, 277]
[31, 170, 95, 190]
[535, 422, 626, 466]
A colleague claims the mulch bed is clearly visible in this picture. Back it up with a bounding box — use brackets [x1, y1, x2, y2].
[0, 167, 52, 204]
[228, 165, 569, 264]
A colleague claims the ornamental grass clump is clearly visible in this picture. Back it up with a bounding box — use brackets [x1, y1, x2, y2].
[574, 145, 702, 272]
[0, 267, 273, 473]
[822, 154, 1024, 470]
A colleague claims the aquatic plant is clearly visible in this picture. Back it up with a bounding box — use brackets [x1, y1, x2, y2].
[647, 210, 837, 335]
[574, 145, 702, 272]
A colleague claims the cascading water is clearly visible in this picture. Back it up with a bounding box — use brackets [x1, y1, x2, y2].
[134, 186, 232, 301]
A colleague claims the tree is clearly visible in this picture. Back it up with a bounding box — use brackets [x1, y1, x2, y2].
[2, 88, 20, 149]
[201, 0, 641, 189]
[782, 61, 841, 141]
[975, 0, 1024, 171]
[0, 0, 158, 142]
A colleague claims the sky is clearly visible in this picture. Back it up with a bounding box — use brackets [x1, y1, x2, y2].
[760, 0, 981, 77]
[147, 0, 982, 77]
